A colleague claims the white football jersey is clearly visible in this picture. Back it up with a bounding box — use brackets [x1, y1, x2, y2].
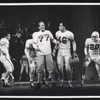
[32, 30, 54, 55]
[0, 38, 9, 55]
[56, 30, 74, 50]
[85, 38, 100, 56]
[25, 39, 33, 49]
[25, 39, 37, 58]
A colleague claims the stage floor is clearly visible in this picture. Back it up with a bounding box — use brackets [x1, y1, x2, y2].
[0, 80, 100, 96]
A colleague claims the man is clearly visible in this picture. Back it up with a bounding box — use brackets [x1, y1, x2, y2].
[24, 39, 37, 87]
[53, 22, 77, 88]
[0, 33, 14, 87]
[32, 21, 59, 89]
[25, 39, 49, 87]
[81, 31, 100, 86]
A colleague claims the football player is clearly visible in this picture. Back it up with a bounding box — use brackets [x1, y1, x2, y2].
[81, 31, 100, 86]
[53, 22, 78, 88]
[24, 39, 37, 87]
[0, 33, 14, 87]
[32, 21, 59, 89]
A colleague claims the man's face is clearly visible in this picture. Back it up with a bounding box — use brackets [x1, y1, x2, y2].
[92, 36, 98, 42]
[59, 23, 65, 31]
[38, 22, 45, 32]
[7, 34, 11, 41]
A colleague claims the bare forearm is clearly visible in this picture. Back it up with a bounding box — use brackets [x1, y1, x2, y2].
[24, 48, 30, 59]
[72, 41, 77, 53]
[52, 39, 59, 45]
[84, 47, 89, 56]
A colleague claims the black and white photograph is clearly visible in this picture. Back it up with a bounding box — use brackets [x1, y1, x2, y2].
[0, 2, 100, 98]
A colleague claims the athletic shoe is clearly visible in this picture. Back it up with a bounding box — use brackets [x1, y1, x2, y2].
[68, 82, 73, 88]
[43, 79, 49, 87]
[0, 79, 5, 84]
[30, 81, 35, 88]
[59, 82, 63, 88]
[81, 79, 84, 86]
[19, 77, 22, 81]
[3, 82, 11, 87]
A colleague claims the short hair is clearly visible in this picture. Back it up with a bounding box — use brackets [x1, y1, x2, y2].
[59, 22, 68, 28]
[38, 21, 44, 27]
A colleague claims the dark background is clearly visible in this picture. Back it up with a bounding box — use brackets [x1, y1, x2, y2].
[0, 5, 100, 80]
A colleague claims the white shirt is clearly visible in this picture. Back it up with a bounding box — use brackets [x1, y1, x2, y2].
[0, 38, 9, 56]
[85, 38, 100, 56]
[56, 30, 74, 50]
[32, 30, 54, 55]
[25, 39, 37, 58]
[25, 39, 33, 49]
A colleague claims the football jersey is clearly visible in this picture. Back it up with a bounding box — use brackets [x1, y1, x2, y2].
[56, 30, 74, 50]
[0, 38, 9, 55]
[85, 38, 100, 56]
[32, 30, 54, 55]
[25, 39, 37, 58]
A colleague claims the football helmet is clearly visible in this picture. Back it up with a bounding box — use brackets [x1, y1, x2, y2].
[69, 54, 79, 64]
[91, 31, 99, 42]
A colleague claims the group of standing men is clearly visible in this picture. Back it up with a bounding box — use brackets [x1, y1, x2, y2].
[0, 21, 100, 89]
